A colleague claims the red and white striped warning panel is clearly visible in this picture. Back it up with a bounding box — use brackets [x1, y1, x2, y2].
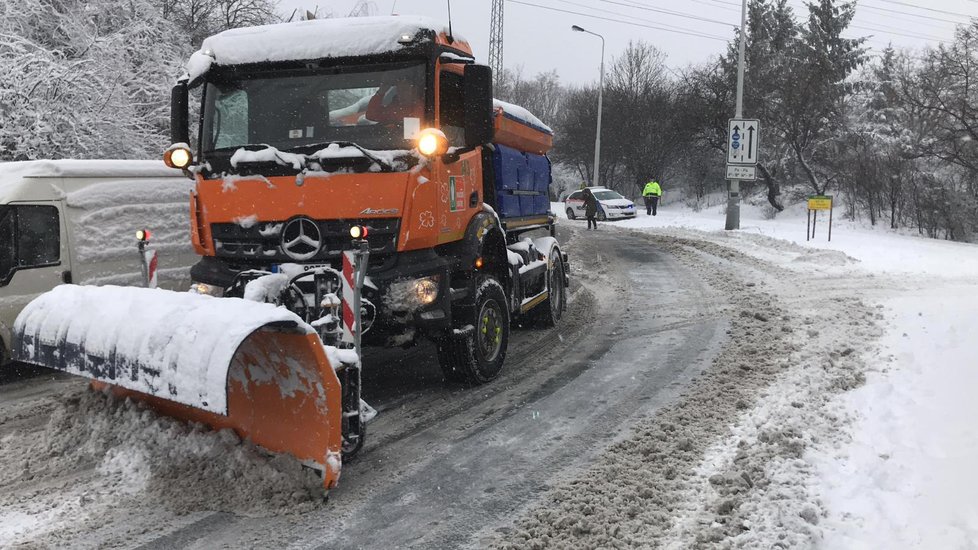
[341, 250, 356, 344]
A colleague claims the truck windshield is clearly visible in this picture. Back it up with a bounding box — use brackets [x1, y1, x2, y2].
[202, 61, 427, 154]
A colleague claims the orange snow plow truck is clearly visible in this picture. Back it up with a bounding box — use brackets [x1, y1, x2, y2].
[10, 16, 567, 492]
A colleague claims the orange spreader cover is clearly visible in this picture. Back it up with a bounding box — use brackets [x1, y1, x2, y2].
[493, 107, 553, 155]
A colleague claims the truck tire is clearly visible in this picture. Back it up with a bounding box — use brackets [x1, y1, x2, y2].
[437, 277, 509, 384]
[534, 248, 566, 328]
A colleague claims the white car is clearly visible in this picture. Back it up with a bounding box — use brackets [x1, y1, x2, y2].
[564, 187, 637, 221]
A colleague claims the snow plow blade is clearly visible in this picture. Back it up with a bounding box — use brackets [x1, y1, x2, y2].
[11, 285, 343, 490]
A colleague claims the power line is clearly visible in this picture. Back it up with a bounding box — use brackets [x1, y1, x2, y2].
[505, 0, 730, 41]
[598, 0, 739, 28]
[556, 0, 738, 35]
[610, 0, 950, 42]
[706, 0, 971, 26]
[555, 0, 731, 36]
[868, 0, 977, 19]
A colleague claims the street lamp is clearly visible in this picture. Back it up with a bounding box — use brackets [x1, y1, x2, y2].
[572, 24, 604, 188]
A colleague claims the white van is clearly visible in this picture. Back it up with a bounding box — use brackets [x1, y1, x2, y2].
[0, 160, 199, 365]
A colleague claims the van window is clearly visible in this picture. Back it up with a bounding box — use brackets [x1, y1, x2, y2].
[0, 208, 13, 279]
[0, 205, 60, 285]
[16, 206, 60, 267]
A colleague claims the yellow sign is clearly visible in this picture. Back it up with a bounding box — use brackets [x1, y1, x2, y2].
[808, 196, 832, 210]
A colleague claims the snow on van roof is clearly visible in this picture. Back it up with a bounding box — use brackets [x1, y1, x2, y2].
[187, 15, 452, 82]
[493, 99, 553, 135]
[0, 159, 182, 179]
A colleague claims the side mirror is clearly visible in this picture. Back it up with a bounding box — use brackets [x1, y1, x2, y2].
[463, 64, 494, 147]
[171, 82, 190, 145]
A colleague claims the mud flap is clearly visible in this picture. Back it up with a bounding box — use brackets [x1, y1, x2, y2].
[12, 285, 344, 490]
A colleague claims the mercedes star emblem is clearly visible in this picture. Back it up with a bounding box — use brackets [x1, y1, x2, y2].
[281, 217, 322, 261]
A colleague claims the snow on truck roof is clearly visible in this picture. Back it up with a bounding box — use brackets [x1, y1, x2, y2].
[187, 15, 456, 82]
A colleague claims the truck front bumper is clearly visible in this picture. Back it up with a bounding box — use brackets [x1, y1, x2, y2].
[190, 250, 454, 342]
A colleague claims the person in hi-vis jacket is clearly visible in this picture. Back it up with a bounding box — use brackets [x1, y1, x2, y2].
[642, 180, 662, 216]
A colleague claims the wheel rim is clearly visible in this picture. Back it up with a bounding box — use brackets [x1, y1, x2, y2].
[477, 299, 503, 363]
[549, 257, 564, 318]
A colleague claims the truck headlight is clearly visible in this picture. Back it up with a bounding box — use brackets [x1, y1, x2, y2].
[190, 282, 223, 297]
[416, 128, 448, 157]
[385, 276, 440, 311]
[414, 277, 438, 305]
[164, 144, 194, 169]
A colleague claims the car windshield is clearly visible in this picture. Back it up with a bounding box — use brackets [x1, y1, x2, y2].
[201, 61, 426, 154]
[594, 190, 624, 200]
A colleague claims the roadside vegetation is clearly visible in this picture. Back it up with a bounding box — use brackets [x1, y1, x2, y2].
[1, 0, 975, 240]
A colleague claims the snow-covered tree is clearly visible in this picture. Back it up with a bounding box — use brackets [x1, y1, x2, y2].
[0, 0, 189, 160]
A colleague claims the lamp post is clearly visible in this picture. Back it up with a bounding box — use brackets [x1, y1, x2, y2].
[572, 24, 604, 188]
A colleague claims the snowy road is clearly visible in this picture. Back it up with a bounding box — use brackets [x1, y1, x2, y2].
[0, 226, 730, 549]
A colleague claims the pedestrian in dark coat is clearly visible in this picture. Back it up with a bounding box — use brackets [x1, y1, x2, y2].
[584, 188, 599, 230]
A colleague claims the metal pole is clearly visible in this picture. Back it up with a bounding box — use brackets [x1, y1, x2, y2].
[571, 26, 604, 188]
[725, 0, 748, 231]
[352, 240, 369, 362]
[594, 34, 604, 188]
[137, 240, 149, 287]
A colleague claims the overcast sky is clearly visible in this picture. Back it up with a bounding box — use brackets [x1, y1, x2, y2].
[277, 0, 977, 85]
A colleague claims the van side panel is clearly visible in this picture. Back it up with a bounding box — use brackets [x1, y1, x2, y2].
[62, 177, 196, 289]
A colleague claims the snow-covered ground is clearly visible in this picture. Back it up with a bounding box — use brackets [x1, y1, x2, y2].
[2, 194, 974, 548]
[547, 198, 978, 548]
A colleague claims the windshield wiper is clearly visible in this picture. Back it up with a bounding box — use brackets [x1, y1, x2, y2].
[286, 141, 396, 172]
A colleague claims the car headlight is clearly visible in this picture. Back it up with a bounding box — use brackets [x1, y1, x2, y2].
[190, 282, 224, 297]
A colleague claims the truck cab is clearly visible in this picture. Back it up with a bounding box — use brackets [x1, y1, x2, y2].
[169, 16, 565, 383]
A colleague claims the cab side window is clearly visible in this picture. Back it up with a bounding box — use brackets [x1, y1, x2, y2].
[0, 205, 60, 285]
[439, 70, 465, 146]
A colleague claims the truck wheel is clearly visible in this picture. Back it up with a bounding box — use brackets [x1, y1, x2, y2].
[437, 277, 509, 384]
[566, 207, 576, 220]
[534, 249, 566, 327]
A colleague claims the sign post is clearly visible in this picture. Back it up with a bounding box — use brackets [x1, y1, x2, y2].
[726, 118, 760, 231]
[725, 0, 751, 231]
[806, 195, 833, 241]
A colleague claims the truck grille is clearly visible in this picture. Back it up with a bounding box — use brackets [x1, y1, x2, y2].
[211, 218, 400, 269]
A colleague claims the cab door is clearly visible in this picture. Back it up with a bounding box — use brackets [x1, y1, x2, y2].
[433, 67, 481, 243]
[0, 203, 69, 355]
